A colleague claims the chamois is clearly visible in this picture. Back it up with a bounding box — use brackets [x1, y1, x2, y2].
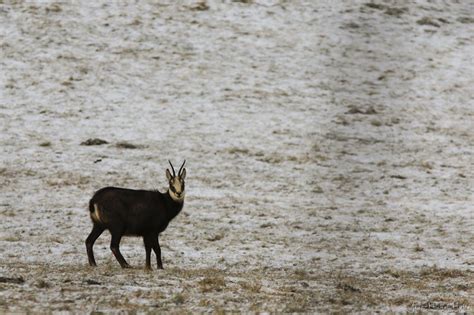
[85, 160, 186, 270]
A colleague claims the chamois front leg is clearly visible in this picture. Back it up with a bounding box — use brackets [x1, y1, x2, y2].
[143, 235, 153, 270]
[152, 235, 163, 269]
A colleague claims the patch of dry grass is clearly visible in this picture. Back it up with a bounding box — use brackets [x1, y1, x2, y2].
[114, 141, 145, 149]
[198, 275, 226, 292]
[1, 235, 21, 242]
[1, 261, 473, 312]
[332, 274, 378, 307]
[239, 280, 261, 293]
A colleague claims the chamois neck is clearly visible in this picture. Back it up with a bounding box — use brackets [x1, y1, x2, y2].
[163, 190, 184, 218]
[166, 189, 184, 203]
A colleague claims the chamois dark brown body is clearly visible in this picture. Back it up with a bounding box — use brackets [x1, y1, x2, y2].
[89, 187, 183, 236]
[85, 160, 186, 270]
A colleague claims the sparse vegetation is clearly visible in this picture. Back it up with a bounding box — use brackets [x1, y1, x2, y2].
[171, 293, 186, 305]
[1, 235, 21, 242]
[239, 280, 261, 293]
[198, 275, 226, 292]
[35, 279, 50, 288]
[114, 141, 144, 149]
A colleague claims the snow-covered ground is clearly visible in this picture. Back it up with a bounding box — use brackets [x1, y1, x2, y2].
[1, 0, 473, 312]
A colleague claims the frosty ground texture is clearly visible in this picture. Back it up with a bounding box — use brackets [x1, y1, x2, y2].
[1, 0, 473, 312]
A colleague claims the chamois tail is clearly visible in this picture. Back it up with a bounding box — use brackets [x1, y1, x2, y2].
[89, 198, 95, 213]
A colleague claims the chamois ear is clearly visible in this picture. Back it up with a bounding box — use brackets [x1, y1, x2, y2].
[180, 168, 186, 180]
[166, 169, 173, 181]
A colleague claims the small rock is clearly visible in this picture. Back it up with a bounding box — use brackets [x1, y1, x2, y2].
[370, 119, 382, 127]
[384, 7, 407, 17]
[190, 1, 209, 11]
[84, 279, 101, 285]
[346, 106, 377, 115]
[39, 141, 52, 147]
[343, 22, 360, 29]
[457, 16, 474, 24]
[207, 233, 224, 241]
[81, 138, 108, 146]
[390, 175, 407, 180]
[364, 3, 385, 10]
[437, 18, 449, 24]
[417, 17, 440, 27]
[391, 117, 400, 124]
[45, 3, 62, 13]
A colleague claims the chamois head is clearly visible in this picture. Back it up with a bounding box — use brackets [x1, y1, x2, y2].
[166, 160, 186, 202]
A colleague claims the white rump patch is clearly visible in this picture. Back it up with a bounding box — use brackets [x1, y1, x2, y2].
[91, 203, 103, 223]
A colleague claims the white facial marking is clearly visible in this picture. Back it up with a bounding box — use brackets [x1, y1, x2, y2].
[169, 178, 185, 202]
[169, 190, 185, 201]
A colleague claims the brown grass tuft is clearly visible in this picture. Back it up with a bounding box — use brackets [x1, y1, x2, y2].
[199, 275, 226, 292]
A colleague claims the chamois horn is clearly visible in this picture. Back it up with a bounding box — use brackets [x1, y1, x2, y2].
[168, 160, 176, 177]
[178, 160, 186, 176]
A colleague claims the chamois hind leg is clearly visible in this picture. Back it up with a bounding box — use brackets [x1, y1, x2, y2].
[110, 229, 130, 268]
[85, 224, 105, 267]
[151, 235, 163, 269]
[143, 235, 153, 270]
